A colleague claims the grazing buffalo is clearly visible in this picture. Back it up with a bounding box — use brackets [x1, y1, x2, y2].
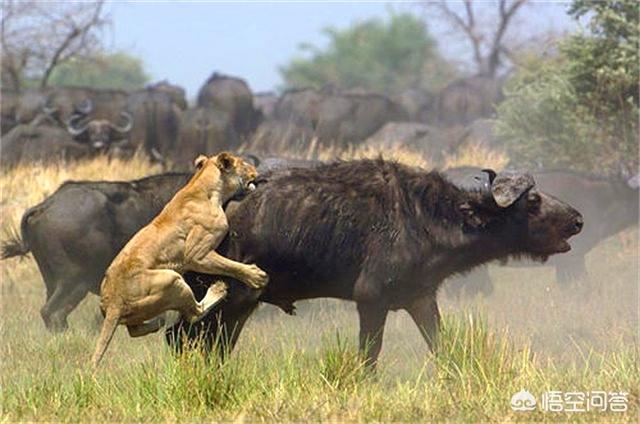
[166, 159, 583, 366]
[196, 73, 261, 137]
[1, 173, 191, 331]
[444, 167, 639, 298]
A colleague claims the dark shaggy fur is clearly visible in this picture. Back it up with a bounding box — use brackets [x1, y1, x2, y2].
[168, 159, 583, 366]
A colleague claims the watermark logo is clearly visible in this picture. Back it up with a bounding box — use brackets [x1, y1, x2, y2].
[511, 389, 537, 412]
[510, 390, 629, 413]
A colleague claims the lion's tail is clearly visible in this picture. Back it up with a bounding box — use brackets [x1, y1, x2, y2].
[91, 307, 120, 368]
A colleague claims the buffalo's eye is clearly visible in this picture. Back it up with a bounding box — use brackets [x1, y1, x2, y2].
[527, 191, 541, 210]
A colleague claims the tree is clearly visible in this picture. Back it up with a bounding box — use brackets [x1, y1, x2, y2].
[48, 52, 150, 90]
[279, 12, 454, 94]
[495, 0, 638, 175]
[425, 0, 528, 77]
[1, 0, 109, 91]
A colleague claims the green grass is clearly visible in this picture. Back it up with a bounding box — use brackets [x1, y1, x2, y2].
[1, 229, 638, 421]
[0, 157, 638, 422]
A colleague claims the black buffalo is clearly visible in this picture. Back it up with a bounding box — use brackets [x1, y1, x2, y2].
[0, 122, 95, 168]
[174, 107, 239, 169]
[437, 75, 504, 127]
[272, 87, 407, 148]
[1, 173, 191, 331]
[126, 86, 183, 161]
[444, 167, 639, 298]
[166, 159, 583, 366]
[196, 73, 261, 137]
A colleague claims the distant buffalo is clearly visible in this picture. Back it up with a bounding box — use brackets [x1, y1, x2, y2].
[0, 123, 96, 168]
[364, 122, 463, 163]
[166, 159, 583, 366]
[245, 120, 314, 156]
[273, 87, 407, 148]
[197, 73, 261, 137]
[146, 80, 188, 110]
[126, 86, 183, 161]
[174, 107, 238, 168]
[437, 75, 504, 127]
[253, 92, 279, 120]
[394, 88, 435, 123]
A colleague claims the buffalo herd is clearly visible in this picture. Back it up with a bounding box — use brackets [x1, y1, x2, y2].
[1, 72, 508, 169]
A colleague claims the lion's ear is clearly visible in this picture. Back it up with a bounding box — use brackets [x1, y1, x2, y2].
[216, 152, 235, 172]
[194, 155, 208, 170]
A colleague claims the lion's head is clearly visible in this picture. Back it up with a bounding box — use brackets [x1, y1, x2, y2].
[193, 152, 258, 202]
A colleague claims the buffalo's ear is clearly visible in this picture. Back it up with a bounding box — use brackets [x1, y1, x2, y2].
[216, 152, 235, 172]
[491, 172, 535, 208]
[459, 202, 485, 228]
[194, 155, 207, 170]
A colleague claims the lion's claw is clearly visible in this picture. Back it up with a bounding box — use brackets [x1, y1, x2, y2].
[244, 264, 269, 289]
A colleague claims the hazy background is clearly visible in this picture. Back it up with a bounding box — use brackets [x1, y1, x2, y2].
[107, 1, 577, 96]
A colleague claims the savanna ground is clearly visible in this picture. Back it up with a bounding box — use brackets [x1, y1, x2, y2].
[0, 147, 638, 422]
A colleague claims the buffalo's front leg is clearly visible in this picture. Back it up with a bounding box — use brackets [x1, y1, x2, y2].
[356, 301, 388, 369]
[405, 294, 440, 352]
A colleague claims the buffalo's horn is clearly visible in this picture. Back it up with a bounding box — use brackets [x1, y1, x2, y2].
[481, 169, 497, 184]
[66, 113, 89, 137]
[490, 172, 535, 208]
[75, 98, 93, 115]
[150, 147, 165, 163]
[110, 111, 133, 133]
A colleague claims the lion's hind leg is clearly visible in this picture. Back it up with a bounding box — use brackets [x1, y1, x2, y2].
[132, 270, 227, 324]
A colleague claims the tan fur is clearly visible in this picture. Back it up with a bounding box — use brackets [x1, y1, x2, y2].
[91, 152, 268, 367]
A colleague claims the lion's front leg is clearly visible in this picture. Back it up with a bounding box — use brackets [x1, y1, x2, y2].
[186, 251, 268, 289]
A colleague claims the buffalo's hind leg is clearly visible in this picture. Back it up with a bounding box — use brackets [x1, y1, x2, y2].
[356, 301, 388, 369]
[405, 294, 440, 353]
[41, 282, 89, 332]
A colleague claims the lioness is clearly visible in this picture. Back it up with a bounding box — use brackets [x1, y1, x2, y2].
[92, 152, 269, 367]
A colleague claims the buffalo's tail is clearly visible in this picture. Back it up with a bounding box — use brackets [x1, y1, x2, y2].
[0, 227, 29, 259]
[0, 206, 36, 259]
[91, 308, 120, 368]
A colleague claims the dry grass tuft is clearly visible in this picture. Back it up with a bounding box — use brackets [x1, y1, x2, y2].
[443, 141, 510, 170]
[0, 152, 161, 233]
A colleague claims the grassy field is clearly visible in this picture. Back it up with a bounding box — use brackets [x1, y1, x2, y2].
[0, 152, 638, 422]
